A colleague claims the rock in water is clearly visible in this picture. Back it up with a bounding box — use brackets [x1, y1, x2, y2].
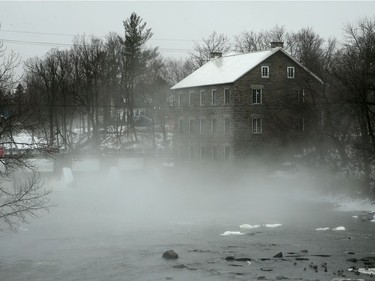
[162, 250, 179, 260]
[274, 252, 283, 258]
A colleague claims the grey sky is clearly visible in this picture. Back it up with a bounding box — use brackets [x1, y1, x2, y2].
[0, 1, 374, 64]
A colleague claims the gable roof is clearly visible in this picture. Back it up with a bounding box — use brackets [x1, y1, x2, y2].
[171, 47, 323, 90]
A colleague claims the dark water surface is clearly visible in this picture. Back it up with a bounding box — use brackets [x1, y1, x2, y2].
[0, 170, 374, 281]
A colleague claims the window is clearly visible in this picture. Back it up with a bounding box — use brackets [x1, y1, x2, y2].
[200, 119, 204, 134]
[287, 67, 295, 78]
[261, 66, 269, 78]
[212, 89, 217, 105]
[294, 89, 305, 103]
[178, 119, 183, 134]
[200, 147, 210, 160]
[200, 90, 205, 106]
[189, 146, 194, 160]
[189, 91, 194, 106]
[177, 92, 182, 107]
[252, 118, 262, 134]
[224, 88, 230, 105]
[178, 145, 183, 160]
[211, 118, 217, 133]
[224, 146, 230, 160]
[224, 118, 230, 134]
[189, 119, 194, 134]
[252, 89, 262, 104]
[212, 147, 218, 161]
[294, 118, 304, 132]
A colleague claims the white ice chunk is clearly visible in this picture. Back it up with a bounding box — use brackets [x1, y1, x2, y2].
[239, 224, 260, 229]
[352, 215, 358, 219]
[348, 267, 375, 275]
[315, 227, 330, 231]
[333, 226, 346, 231]
[264, 223, 282, 228]
[220, 231, 245, 236]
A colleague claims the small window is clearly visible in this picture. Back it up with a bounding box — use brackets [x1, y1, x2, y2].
[200, 90, 205, 106]
[294, 118, 304, 132]
[224, 146, 230, 160]
[177, 92, 182, 107]
[252, 118, 262, 134]
[200, 147, 210, 160]
[178, 119, 183, 134]
[189, 119, 194, 134]
[212, 147, 218, 161]
[211, 118, 217, 134]
[294, 89, 305, 103]
[287, 67, 295, 78]
[189, 146, 194, 160]
[252, 89, 262, 104]
[200, 119, 204, 134]
[212, 89, 217, 106]
[189, 91, 194, 106]
[224, 88, 230, 104]
[261, 66, 269, 78]
[224, 118, 230, 134]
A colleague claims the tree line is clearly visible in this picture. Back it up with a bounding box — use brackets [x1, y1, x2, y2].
[0, 13, 374, 230]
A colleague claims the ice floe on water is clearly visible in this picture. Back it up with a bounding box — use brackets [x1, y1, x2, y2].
[264, 223, 282, 228]
[239, 224, 260, 229]
[220, 231, 245, 236]
[332, 226, 346, 231]
[348, 267, 375, 275]
[315, 226, 346, 231]
[315, 227, 330, 231]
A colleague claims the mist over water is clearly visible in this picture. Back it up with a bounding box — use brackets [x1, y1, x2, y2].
[1, 158, 374, 281]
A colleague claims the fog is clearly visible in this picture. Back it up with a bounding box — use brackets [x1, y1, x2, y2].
[1, 158, 374, 281]
[40, 159, 340, 234]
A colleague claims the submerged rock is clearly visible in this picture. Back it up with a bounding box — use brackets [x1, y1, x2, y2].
[172, 264, 185, 269]
[162, 250, 179, 260]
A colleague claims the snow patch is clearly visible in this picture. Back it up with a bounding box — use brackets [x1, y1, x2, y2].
[239, 224, 260, 229]
[220, 231, 245, 236]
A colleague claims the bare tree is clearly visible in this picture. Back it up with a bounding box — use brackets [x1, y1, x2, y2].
[190, 31, 231, 68]
[0, 42, 51, 231]
[329, 17, 375, 197]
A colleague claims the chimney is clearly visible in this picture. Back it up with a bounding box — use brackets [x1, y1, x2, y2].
[271, 41, 284, 49]
[210, 52, 222, 59]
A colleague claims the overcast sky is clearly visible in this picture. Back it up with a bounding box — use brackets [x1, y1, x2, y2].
[0, 1, 375, 64]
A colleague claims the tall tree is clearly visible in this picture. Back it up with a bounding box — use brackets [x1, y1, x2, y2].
[330, 17, 375, 196]
[119, 12, 159, 142]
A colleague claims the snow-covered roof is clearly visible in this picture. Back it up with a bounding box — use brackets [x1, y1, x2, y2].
[171, 47, 322, 90]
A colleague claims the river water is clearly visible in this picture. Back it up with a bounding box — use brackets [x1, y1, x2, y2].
[0, 168, 374, 281]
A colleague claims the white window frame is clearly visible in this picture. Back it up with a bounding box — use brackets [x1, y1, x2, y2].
[224, 88, 230, 105]
[261, 66, 269, 78]
[294, 118, 305, 132]
[189, 119, 194, 134]
[177, 92, 182, 107]
[200, 90, 205, 106]
[189, 146, 194, 160]
[189, 91, 194, 106]
[211, 118, 217, 134]
[199, 119, 204, 134]
[287, 67, 295, 79]
[212, 146, 218, 161]
[211, 89, 217, 106]
[224, 146, 230, 161]
[252, 88, 262, 104]
[178, 119, 183, 134]
[224, 118, 230, 134]
[252, 118, 262, 134]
